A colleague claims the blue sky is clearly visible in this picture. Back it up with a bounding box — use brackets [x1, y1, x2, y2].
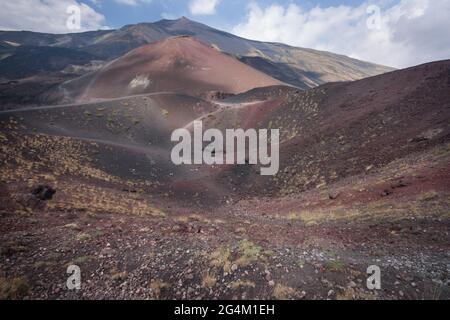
[1, 0, 449, 68]
[94, 0, 368, 31]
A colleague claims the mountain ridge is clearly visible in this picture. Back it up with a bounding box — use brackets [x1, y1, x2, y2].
[0, 17, 394, 89]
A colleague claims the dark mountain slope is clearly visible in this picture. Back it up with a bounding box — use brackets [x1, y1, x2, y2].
[0, 17, 393, 88]
[0, 46, 99, 79]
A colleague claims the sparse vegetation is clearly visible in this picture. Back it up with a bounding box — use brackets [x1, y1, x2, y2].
[325, 260, 346, 272]
[286, 207, 361, 225]
[209, 246, 232, 273]
[76, 233, 91, 241]
[110, 268, 127, 281]
[0, 44, 449, 301]
[0, 277, 29, 299]
[64, 223, 81, 231]
[69, 256, 95, 266]
[149, 279, 168, 299]
[230, 280, 256, 290]
[202, 273, 217, 288]
[234, 240, 262, 267]
[418, 191, 439, 202]
[33, 260, 56, 269]
[273, 284, 299, 300]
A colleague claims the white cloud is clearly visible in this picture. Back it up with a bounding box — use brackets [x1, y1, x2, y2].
[0, 0, 106, 34]
[189, 0, 220, 16]
[233, 0, 450, 68]
[161, 12, 177, 20]
[114, 0, 152, 6]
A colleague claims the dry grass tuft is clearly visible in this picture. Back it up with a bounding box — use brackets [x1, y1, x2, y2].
[149, 279, 168, 299]
[272, 284, 299, 300]
[0, 277, 29, 299]
[202, 274, 217, 288]
[209, 246, 232, 274]
[234, 240, 262, 267]
[230, 280, 256, 290]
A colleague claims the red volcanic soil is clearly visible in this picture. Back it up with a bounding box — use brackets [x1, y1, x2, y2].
[0, 60, 449, 300]
[65, 36, 282, 102]
[217, 60, 450, 196]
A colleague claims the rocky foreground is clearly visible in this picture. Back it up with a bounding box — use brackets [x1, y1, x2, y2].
[1, 134, 449, 300]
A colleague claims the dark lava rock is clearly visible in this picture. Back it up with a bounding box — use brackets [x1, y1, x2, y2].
[391, 180, 409, 189]
[329, 191, 340, 200]
[32, 185, 56, 201]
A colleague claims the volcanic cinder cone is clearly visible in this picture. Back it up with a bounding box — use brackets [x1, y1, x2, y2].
[66, 36, 282, 102]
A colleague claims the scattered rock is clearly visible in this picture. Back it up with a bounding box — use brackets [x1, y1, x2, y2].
[409, 137, 429, 143]
[185, 273, 194, 280]
[111, 271, 127, 281]
[328, 191, 340, 200]
[64, 223, 81, 231]
[32, 185, 56, 201]
[204, 91, 235, 101]
[99, 247, 116, 258]
[391, 180, 409, 189]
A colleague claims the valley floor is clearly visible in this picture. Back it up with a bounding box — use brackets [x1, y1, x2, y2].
[1, 133, 449, 300]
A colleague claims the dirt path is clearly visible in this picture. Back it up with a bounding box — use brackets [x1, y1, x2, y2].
[0, 91, 179, 115]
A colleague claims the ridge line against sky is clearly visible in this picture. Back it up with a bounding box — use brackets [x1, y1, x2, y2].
[0, 0, 449, 68]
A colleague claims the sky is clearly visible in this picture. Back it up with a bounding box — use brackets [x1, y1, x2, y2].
[0, 0, 449, 68]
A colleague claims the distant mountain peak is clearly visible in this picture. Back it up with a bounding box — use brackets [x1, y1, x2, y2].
[157, 16, 191, 23]
[0, 17, 394, 89]
[170, 16, 197, 27]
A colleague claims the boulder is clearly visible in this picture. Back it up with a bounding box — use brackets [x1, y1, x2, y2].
[32, 185, 56, 201]
[329, 191, 340, 200]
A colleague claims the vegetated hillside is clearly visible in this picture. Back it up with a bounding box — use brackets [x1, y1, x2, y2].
[2, 60, 448, 202]
[205, 60, 450, 196]
[0, 29, 112, 49]
[63, 36, 282, 102]
[0, 46, 99, 79]
[0, 60, 449, 300]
